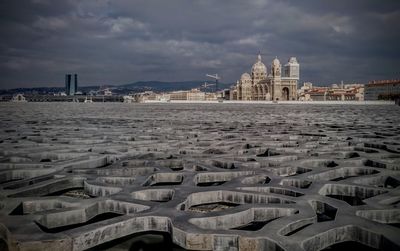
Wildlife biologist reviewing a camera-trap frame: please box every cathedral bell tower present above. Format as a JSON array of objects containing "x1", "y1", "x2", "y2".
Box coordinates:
[{"x1": 271, "y1": 57, "x2": 282, "y2": 100}]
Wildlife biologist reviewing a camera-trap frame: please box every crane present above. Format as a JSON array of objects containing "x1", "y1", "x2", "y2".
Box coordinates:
[
  {"x1": 206, "y1": 74, "x2": 220, "y2": 93},
  {"x1": 200, "y1": 82, "x2": 215, "y2": 91}
]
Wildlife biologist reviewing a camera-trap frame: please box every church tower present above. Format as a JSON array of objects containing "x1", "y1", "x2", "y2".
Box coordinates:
[
  {"x1": 271, "y1": 57, "x2": 282, "y2": 100},
  {"x1": 284, "y1": 57, "x2": 300, "y2": 79}
]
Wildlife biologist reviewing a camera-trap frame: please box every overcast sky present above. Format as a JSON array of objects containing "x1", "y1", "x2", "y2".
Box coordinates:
[{"x1": 0, "y1": 0, "x2": 399, "y2": 88}]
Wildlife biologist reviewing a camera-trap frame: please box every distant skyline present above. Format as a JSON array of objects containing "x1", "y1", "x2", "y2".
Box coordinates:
[{"x1": 1, "y1": 0, "x2": 399, "y2": 89}]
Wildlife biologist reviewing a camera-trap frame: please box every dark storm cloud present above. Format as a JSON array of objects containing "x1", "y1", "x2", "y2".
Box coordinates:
[{"x1": 0, "y1": 0, "x2": 399, "y2": 88}]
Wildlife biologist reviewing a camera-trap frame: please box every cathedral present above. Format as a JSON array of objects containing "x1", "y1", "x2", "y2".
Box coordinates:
[{"x1": 230, "y1": 54, "x2": 300, "y2": 101}]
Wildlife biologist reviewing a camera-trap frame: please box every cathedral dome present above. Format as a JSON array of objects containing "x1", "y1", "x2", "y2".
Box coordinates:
[
  {"x1": 241, "y1": 72, "x2": 251, "y2": 80},
  {"x1": 251, "y1": 54, "x2": 267, "y2": 76}
]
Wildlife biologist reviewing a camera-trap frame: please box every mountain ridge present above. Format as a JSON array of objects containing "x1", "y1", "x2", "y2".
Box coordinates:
[{"x1": 0, "y1": 81, "x2": 233, "y2": 95}]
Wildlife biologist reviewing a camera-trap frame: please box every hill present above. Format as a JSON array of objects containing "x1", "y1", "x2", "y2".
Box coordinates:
[
  {"x1": 0, "y1": 81, "x2": 233, "y2": 95},
  {"x1": 122, "y1": 81, "x2": 232, "y2": 92}
]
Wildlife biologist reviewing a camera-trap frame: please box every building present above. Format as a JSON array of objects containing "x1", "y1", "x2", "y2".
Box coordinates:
[
  {"x1": 297, "y1": 82, "x2": 313, "y2": 100},
  {"x1": 187, "y1": 89, "x2": 206, "y2": 101},
  {"x1": 11, "y1": 94, "x2": 27, "y2": 102},
  {"x1": 298, "y1": 82, "x2": 364, "y2": 101},
  {"x1": 103, "y1": 88, "x2": 112, "y2": 96},
  {"x1": 123, "y1": 95, "x2": 135, "y2": 103},
  {"x1": 364, "y1": 80, "x2": 400, "y2": 100},
  {"x1": 130, "y1": 89, "x2": 212, "y2": 103},
  {"x1": 229, "y1": 88, "x2": 237, "y2": 101},
  {"x1": 222, "y1": 89, "x2": 231, "y2": 100},
  {"x1": 231, "y1": 54, "x2": 300, "y2": 101},
  {"x1": 93, "y1": 87, "x2": 113, "y2": 96},
  {"x1": 65, "y1": 74, "x2": 78, "y2": 95},
  {"x1": 205, "y1": 92, "x2": 217, "y2": 101},
  {"x1": 167, "y1": 89, "x2": 207, "y2": 101},
  {"x1": 307, "y1": 87, "x2": 329, "y2": 101},
  {"x1": 169, "y1": 91, "x2": 188, "y2": 101}
]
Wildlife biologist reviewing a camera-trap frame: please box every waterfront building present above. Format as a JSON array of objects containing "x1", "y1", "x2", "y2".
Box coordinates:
[
  {"x1": 231, "y1": 54, "x2": 300, "y2": 101},
  {"x1": 187, "y1": 89, "x2": 206, "y2": 101},
  {"x1": 205, "y1": 92, "x2": 217, "y2": 101},
  {"x1": 131, "y1": 89, "x2": 209, "y2": 102},
  {"x1": 11, "y1": 94, "x2": 27, "y2": 102},
  {"x1": 298, "y1": 82, "x2": 364, "y2": 101},
  {"x1": 104, "y1": 88, "x2": 112, "y2": 96},
  {"x1": 169, "y1": 91, "x2": 188, "y2": 101},
  {"x1": 364, "y1": 80, "x2": 400, "y2": 100}
]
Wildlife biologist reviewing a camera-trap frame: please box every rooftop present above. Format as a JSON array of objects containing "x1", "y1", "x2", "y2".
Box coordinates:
[{"x1": 367, "y1": 79, "x2": 400, "y2": 87}]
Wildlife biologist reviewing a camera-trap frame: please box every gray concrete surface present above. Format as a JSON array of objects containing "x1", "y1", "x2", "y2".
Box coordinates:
[{"x1": 0, "y1": 103, "x2": 399, "y2": 251}]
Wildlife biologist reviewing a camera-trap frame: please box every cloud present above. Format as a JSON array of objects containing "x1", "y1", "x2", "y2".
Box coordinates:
[
  {"x1": 105, "y1": 17, "x2": 146, "y2": 33},
  {"x1": 0, "y1": 0, "x2": 399, "y2": 88},
  {"x1": 33, "y1": 16, "x2": 69, "y2": 30}
]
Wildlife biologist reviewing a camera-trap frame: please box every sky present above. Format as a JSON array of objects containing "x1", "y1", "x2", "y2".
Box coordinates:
[{"x1": 0, "y1": 0, "x2": 399, "y2": 89}]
